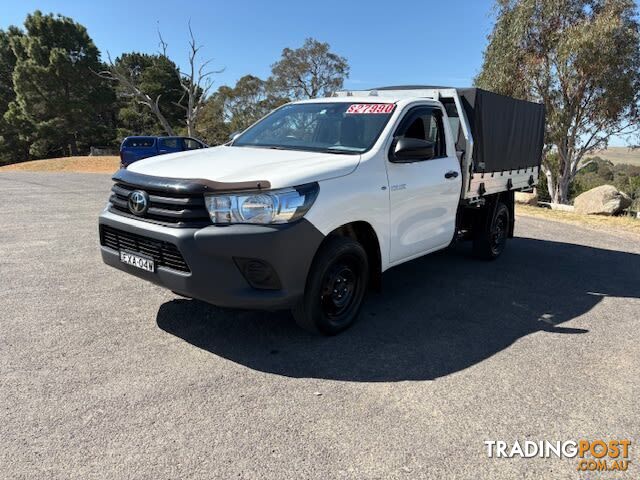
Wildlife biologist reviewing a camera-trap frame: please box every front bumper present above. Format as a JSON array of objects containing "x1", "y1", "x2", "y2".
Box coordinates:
[{"x1": 98, "y1": 209, "x2": 324, "y2": 310}]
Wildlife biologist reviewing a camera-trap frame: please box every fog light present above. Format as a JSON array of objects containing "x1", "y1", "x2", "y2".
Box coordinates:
[{"x1": 234, "y1": 257, "x2": 282, "y2": 290}]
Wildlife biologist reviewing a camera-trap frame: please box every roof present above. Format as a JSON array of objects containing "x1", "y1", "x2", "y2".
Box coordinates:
[
  {"x1": 374, "y1": 85, "x2": 454, "y2": 90},
  {"x1": 292, "y1": 95, "x2": 441, "y2": 105},
  {"x1": 293, "y1": 96, "x2": 397, "y2": 104}
]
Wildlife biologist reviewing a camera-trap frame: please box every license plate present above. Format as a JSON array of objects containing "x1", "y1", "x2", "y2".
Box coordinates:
[{"x1": 120, "y1": 251, "x2": 155, "y2": 272}]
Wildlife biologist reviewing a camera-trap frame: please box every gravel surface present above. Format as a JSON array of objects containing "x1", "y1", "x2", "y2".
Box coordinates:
[{"x1": 1, "y1": 172, "x2": 638, "y2": 479}]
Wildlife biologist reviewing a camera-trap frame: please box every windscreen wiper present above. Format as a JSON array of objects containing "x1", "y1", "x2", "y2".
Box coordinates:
[{"x1": 319, "y1": 147, "x2": 361, "y2": 154}]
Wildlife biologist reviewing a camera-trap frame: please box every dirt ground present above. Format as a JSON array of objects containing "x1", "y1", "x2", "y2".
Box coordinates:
[
  {"x1": 0, "y1": 156, "x2": 120, "y2": 173},
  {"x1": 516, "y1": 204, "x2": 640, "y2": 236}
]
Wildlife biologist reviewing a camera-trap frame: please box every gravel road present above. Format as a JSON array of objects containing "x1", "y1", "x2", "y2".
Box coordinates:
[{"x1": 1, "y1": 172, "x2": 638, "y2": 479}]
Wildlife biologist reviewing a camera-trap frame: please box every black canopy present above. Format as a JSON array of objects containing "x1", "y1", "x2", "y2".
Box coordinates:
[{"x1": 457, "y1": 88, "x2": 545, "y2": 173}]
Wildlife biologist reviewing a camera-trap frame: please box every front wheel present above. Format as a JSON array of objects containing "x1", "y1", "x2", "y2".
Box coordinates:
[
  {"x1": 473, "y1": 202, "x2": 509, "y2": 260},
  {"x1": 292, "y1": 236, "x2": 369, "y2": 335}
]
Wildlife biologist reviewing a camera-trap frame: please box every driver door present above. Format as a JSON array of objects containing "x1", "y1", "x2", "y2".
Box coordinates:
[{"x1": 386, "y1": 106, "x2": 462, "y2": 263}]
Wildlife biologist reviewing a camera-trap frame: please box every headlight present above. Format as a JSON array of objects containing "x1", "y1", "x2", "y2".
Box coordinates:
[{"x1": 204, "y1": 183, "x2": 319, "y2": 225}]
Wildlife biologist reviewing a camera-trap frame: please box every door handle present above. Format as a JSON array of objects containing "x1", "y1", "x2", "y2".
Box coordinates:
[{"x1": 445, "y1": 170, "x2": 459, "y2": 179}]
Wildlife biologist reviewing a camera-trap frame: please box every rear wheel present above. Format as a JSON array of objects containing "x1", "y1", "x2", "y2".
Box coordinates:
[
  {"x1": 473, "y1": 202, "x2": 509, "y2": 260},
  {"x1": 292, "y1": 236, "x2": 369, "y2": 335}
]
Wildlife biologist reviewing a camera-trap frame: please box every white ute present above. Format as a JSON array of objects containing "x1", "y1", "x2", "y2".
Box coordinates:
[{"x1": 99, "y1": 86, "x2": 545, "y2": 335}]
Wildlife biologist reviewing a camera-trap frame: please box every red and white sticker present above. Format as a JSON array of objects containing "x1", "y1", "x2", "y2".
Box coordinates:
[{"x1": 345, "y1": 103, "x2": 395, "y2": 114}]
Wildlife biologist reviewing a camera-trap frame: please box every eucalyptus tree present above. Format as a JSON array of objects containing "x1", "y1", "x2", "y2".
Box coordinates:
[{"x1": 476, "y1": 0, "x2": 640, "y2": 204}]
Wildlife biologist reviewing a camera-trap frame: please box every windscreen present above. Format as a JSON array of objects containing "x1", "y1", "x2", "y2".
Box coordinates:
[{"x1": 232, "y1": 102, "x2": 395, "y2": 154}]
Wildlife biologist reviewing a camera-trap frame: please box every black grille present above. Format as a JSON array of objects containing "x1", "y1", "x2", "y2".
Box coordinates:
[
  {"x1": 109, "y1": 182, "x2": 211, "y2": 228},
  {"x1": 100, "y1": 225, "x2": 190, "y2": 273}
]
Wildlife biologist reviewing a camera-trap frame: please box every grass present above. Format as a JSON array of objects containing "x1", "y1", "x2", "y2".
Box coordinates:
[
  {"x1": 0, "y1": 156, "x2": 120, "y2": 173},
  {"x1": 516, "y1": 204, "x2": 640, "y2": 236},
  {"x1": 588, "y1": 146, "x2": 640, "y2": 166}
]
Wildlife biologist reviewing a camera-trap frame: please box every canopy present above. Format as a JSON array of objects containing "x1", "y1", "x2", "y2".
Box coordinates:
[{"x1": 457, "y1": 88, "x2": 545, "y2": 173}]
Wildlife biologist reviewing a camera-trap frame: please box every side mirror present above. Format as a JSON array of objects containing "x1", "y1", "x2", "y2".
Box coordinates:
[{"x1": 391, "y1": 137, "x2": 436, "y2": 162}]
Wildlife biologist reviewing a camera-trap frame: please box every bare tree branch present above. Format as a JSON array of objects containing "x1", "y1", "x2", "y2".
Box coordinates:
[
  {"x1": 96, "y1": 52, "x2": 175, "y2": 135},
  {"x1": 169, "y1": 20, "x2": 224, "y2": 136},
  {"x1": 157, "y1": 23, "x2": 168, "y2": 58},
  {"x1": 95, "y1": 23, "x2": 223, "y2": 139}
]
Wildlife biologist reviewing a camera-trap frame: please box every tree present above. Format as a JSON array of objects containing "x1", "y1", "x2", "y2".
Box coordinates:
[
  {"x1": 0, "y1": 27, "x2": 29, "y2": 164},
  {"x1": 194, "y1": 93, "x2": 229, "y2": 145},
  {"x1": 107, "y1": 52, "x2": 184, "y2": 137},
  {"x1": 219, "y1": 75, "x2": 287, "y2": 132},
  {"x1": 168, "y1": 24, "x2": 222, "y2": 137},
  {"x1": 571, "y1": 155, "x2": 640, "y2": 206},
  {"x1": 268, "y1": 38, "x2": 349, "y2": 99},
  {"x1": 102, "y1": 23, "x2": 221, "y2": 137},
  {"x1": 196, "y1": 75, "x2": 287, "y2": 146},
  {"x1": 100, "y1": 52, "x2": 181, "y2": 136},
  {"x1": 0, "y1": 28, "x2": 19, "y2": 114},
  {"x1": 476, "y1": 0, "x2": 640, "y2": 204},
  {"x1": 6, "y1": 11, "x2": 117, "y2": 158}
]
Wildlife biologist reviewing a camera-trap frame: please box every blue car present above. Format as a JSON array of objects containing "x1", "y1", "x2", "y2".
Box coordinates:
[{"x1": 120, "y1": 136, "x2": 207, "y2": 167}]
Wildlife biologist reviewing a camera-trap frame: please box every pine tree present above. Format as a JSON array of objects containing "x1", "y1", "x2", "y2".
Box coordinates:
[{"x1": 7, "y1": 11, "x2": 117, "y2": 159}]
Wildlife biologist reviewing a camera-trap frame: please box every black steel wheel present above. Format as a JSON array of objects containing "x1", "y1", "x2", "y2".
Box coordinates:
[
  {"x1": 292, "y1": 236, "x2": 369, "y2": 335},
  {"x1": 490, "y1": 206, "x2": 508, "y2": 256},
  {"x1": 473, "y1": 202, "x2": 510, "y2": 260}
]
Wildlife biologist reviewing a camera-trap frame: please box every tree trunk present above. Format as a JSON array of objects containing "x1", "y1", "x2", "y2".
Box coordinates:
[
  {"x1": 159, "y1": 118, "x2": 175, "y2": 136},
  {"x1": 557, "y1": 179, "x2": 570, "y2": 205},
  {"x1": 543, "y1": 165, "x2": 558, "y2": 203},
  {"x1": 152, "y1": 104, "x2": 175, "y2": 136},
  {"x1": 557, "y1": 155, "x2": 573, "y2": 205},
  {"x1": 68, "y1": 134, "x2": 79, "y2": 157},
  {"x1": 545, "y1": 145, "x2": 575, "y2": 205},
  {"x1": 547, "y1": 175, "x2": 571, "y2": 204},
  {"x1": 186, "y1": 107, "x2": 194, "y2": 137}
]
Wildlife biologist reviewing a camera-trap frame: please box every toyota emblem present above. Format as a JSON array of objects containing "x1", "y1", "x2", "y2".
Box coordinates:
[{"x1": 128, "y1": 190, "x2": 149, "y2": 215}]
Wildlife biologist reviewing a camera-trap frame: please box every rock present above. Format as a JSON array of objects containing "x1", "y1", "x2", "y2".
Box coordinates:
[
  {"x1": 515, "y1": 191, "x2": 538, "y2": 205},
  {"x1": 574, "y1": 185, "x2": 632, "y2": 216}
]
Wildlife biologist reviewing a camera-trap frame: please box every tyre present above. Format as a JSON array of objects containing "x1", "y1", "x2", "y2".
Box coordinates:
[
  {"x1": 292, "y1": 236, "x2": 369, "y2": 335},
  {"x1": 473, "y1": 202, "x2": 509, "y2": 260}
]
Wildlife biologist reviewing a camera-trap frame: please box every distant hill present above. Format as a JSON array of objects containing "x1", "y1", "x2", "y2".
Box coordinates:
[{"x1": 586, "y1": 147, "x2": 640, "y2": 166}]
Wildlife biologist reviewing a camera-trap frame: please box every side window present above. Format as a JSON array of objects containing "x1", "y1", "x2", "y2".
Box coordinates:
[
  {"x1": 159, "y1": 138, "x2": 180, "y2": 150},
  {"x1": 123, "y1": 138, "x2": 155, "y2": 148},
  {"x1": 183, "y1": 138, "x2": 202, "y2": 150},
  {"x1": 396, "y1": 107, "x2": 446, "y2": 158}
]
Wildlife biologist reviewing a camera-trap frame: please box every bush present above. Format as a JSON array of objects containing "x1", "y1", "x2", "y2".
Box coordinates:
[
  {"x1": 536, "y1": 156, "x2": 640, "y2": 213},
  {"x1": 537, "y1": 174, "x2": 551, "y2": 203},
  {"x1": 572, "y1": 156, "x2": 640, "y2": 214}
]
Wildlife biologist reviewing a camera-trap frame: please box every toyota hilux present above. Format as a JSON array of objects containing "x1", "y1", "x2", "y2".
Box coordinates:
[{"x1": 99, "y1": 86, "x2": 545, "y2": 335}]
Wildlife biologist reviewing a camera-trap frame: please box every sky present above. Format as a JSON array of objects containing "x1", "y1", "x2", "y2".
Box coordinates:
[
  {"x1": 1, "y1": 0, "x2": 636, "y2": 146},
  {"x1": 1, "y1": 0, "x2": 495, "y2": 88}
]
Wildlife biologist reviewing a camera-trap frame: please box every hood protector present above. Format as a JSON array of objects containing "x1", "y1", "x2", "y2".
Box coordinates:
[{"x1": 112, "y1": 169, "x2": 271, "y2": 194}]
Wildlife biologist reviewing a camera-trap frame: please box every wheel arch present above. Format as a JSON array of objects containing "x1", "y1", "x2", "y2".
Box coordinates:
[
  {"x1": 321, "y1": 221, "x2": 383, "y2": 291},
  {"x1": 458, "y1": 190, "x2": 515, "y2": 240}
]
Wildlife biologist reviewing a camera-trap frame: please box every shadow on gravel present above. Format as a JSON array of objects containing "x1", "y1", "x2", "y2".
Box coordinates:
[{"x1": 156, "y1": 238, "x2": 640, "y2": 381}]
